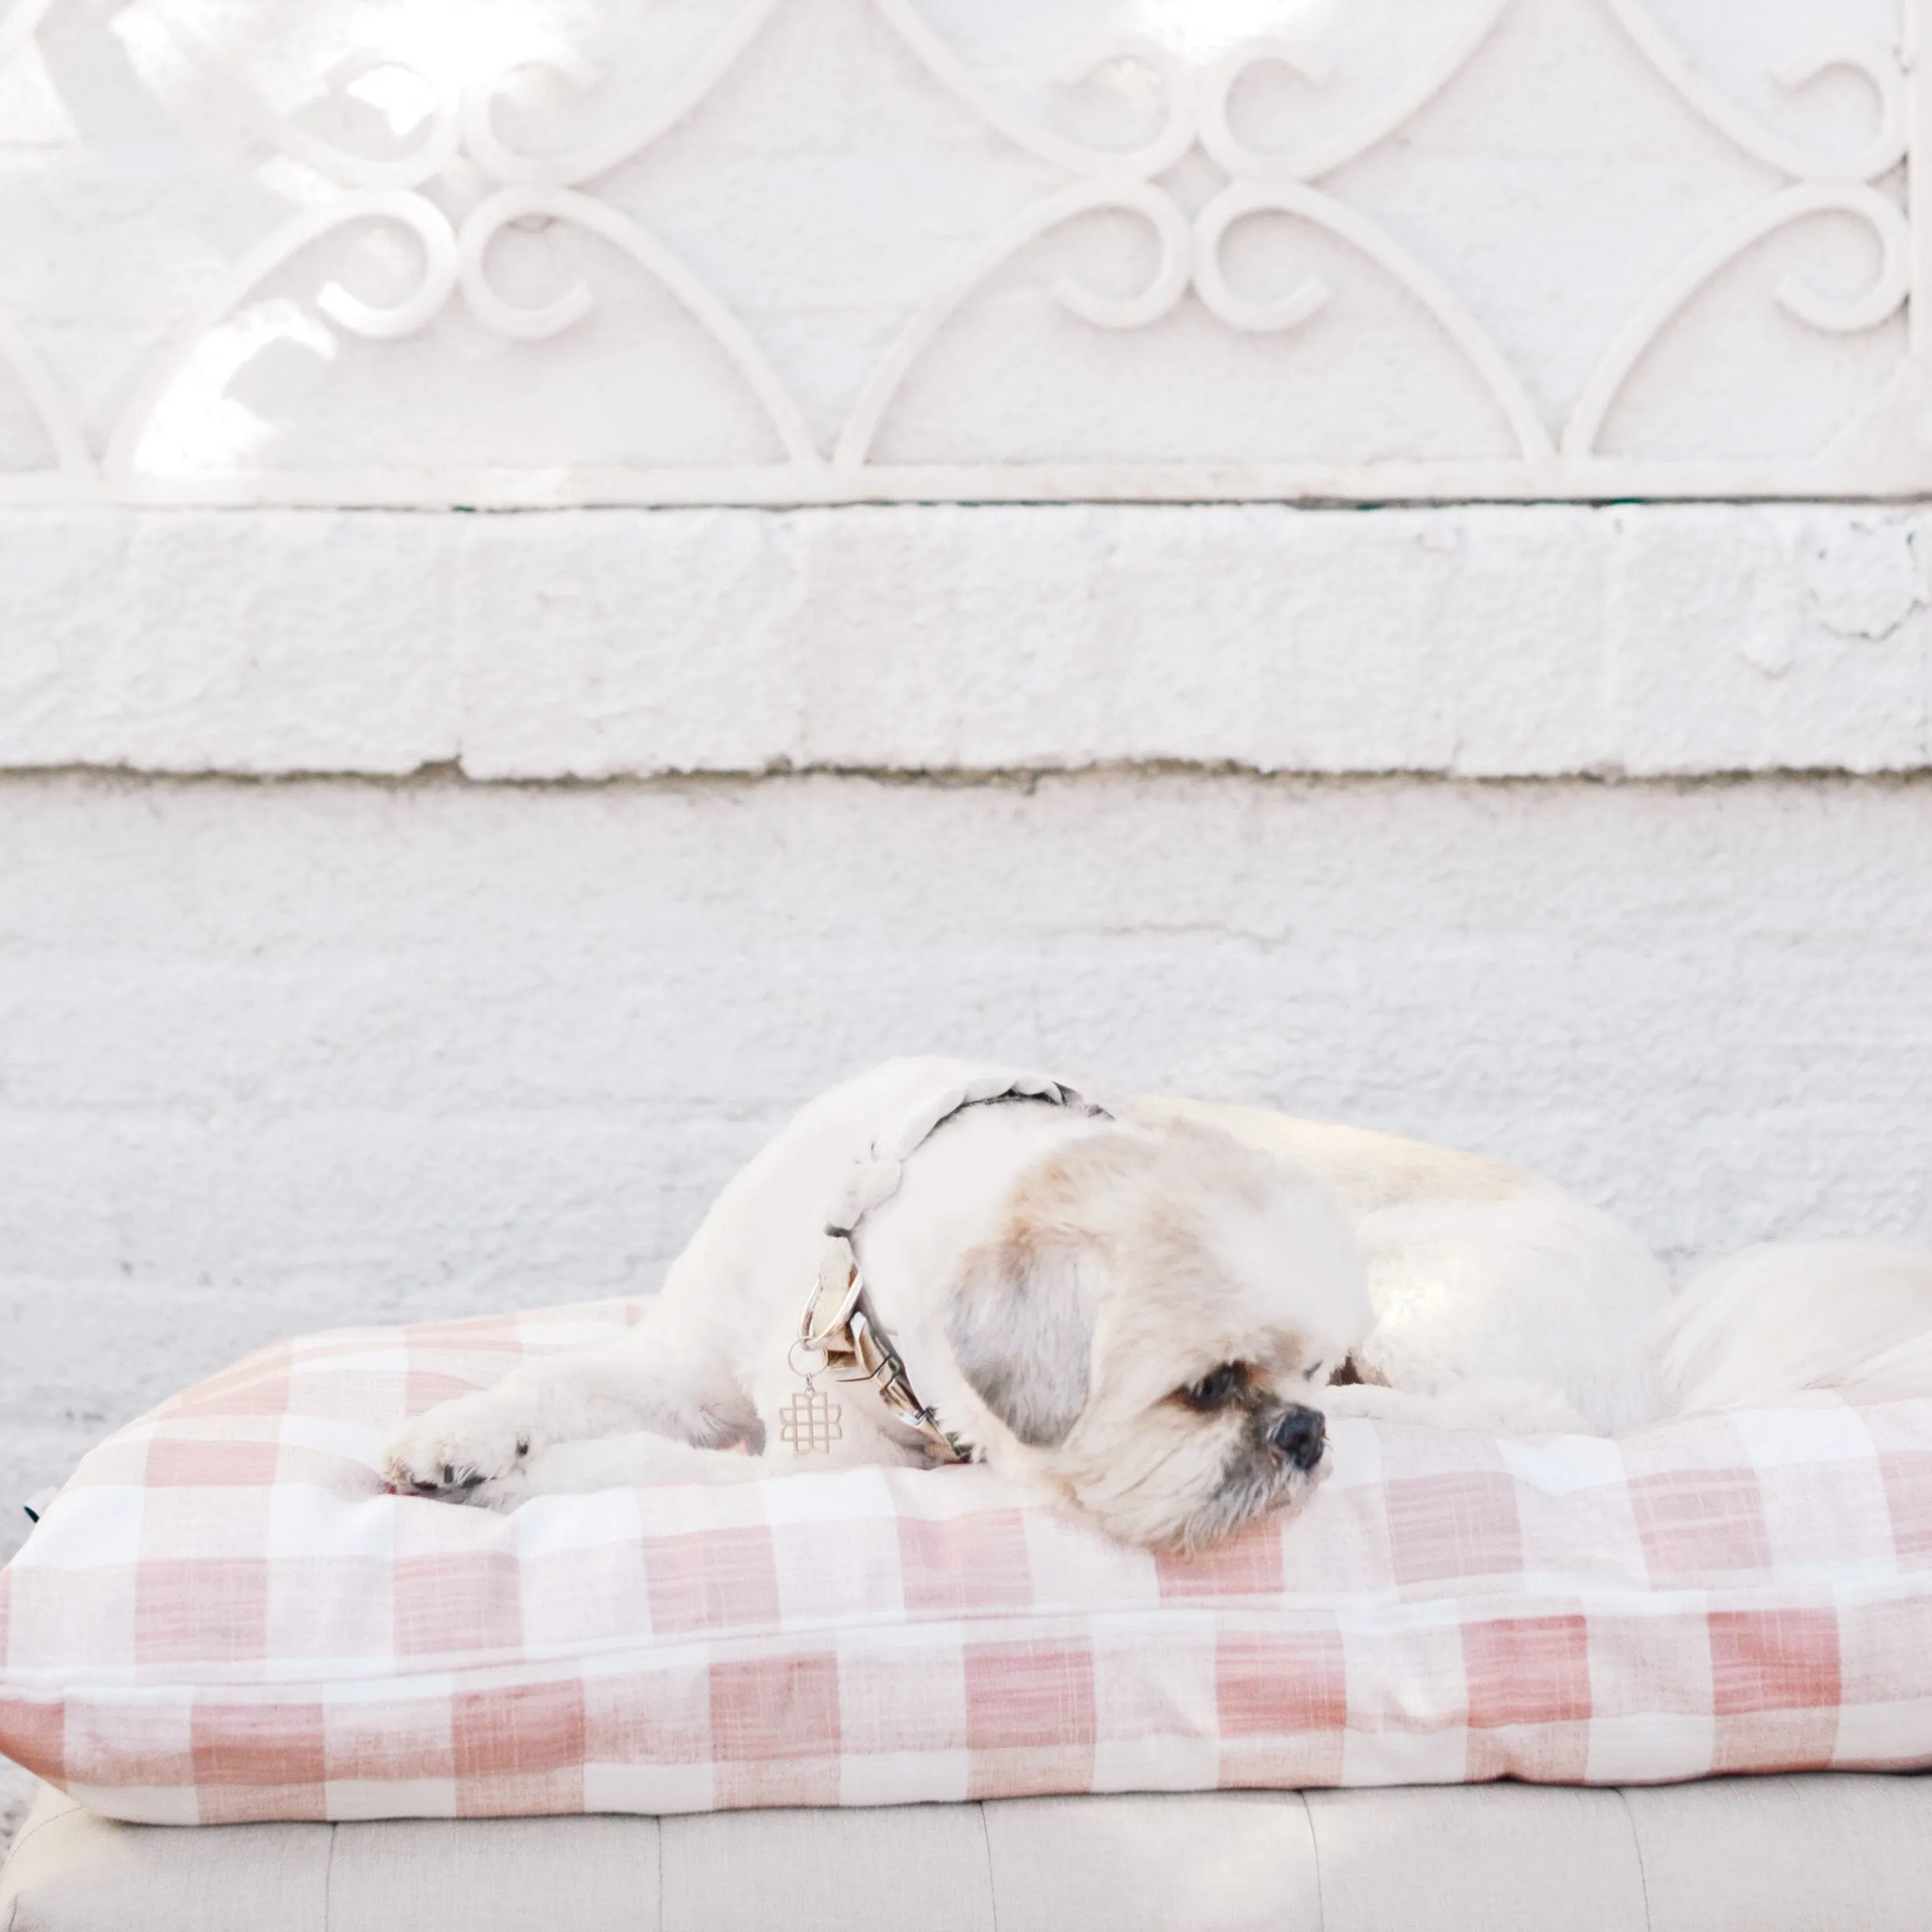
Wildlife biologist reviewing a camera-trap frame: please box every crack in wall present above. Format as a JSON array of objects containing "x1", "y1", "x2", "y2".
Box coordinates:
[{"x1": 1, "y1": 759, "x2": 1930, "y2": 793}]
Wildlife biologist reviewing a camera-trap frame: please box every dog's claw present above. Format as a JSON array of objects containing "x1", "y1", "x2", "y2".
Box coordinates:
[
  {"x1": 380, "y1": 1398, "x2": 530, "y2": 1506},
  {"x1": 403, "y1": 1470, "x2": 483, "y2": 1501}
]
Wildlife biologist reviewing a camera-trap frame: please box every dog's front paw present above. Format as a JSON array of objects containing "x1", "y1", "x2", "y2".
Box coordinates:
[
  {"x1": 381, "y1": 1396, "x2": 533, "y2": 1503},
  {"x1": 466, "y1": 1466, "x2": 532, "y2": 1513}
]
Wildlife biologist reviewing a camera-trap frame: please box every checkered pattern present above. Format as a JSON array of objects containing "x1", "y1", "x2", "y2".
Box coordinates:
[{"x1": 3, "y1": 1299, "x2": 1930, "y2": 1824}]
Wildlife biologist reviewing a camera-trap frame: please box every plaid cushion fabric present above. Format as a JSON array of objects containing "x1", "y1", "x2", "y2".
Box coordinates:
[{"x1": 2, "y1": 1299, "x2": 1929, "y2": 1823}]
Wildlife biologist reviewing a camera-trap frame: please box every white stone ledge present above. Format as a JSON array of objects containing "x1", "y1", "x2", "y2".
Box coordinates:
[{"x1": 2, "y1": 505, "x2": 1927, "y2": 781}]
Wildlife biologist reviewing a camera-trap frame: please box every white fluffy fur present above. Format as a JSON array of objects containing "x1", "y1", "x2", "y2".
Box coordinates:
[
  {"x1": 1657, "y1": 1241, "x2": 1932, "y2": 1413},
  {"x1": 382, "y1": 1058, "x2": 1932, "y2": 1550}
]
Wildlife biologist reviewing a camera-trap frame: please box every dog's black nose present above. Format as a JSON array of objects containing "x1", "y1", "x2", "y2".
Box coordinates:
[{"x1": 1270, "y1": 1404, "x2": 1325, "y2": 1471}]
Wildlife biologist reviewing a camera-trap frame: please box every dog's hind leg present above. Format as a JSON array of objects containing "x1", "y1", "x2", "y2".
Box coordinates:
[{"x1": 1655, "y1": 1241, "x2": 1932, "y2": 1414}]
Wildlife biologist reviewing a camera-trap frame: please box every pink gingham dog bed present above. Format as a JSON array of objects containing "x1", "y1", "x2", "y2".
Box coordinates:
[{"x1": 3, "y1": 1299, "x2": 1930, "y2": 1824}]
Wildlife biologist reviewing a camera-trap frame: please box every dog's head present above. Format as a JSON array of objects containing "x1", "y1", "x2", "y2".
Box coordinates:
[{"x1": 941, "y1": 1121, "x2": 1369, "y2": 1552}]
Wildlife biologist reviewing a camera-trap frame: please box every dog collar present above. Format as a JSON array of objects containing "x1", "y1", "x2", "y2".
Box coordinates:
[
  {"x1": 792, "y1": 1237, "x2": 975, "y2": 1462},
  {"x1": 785, "y1": 1070, "x2": 1110, "y2": 1464}
]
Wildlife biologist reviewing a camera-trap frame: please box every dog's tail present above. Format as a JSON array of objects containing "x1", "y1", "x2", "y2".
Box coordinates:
[{"x1": 1655, "y1": 1241, "x2": 1932, "y2": 1416}]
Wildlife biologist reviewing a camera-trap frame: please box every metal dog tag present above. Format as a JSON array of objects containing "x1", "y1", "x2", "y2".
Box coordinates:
[{"x1": 778, "y1": 1376, "x2": 841, "y2": 1455}]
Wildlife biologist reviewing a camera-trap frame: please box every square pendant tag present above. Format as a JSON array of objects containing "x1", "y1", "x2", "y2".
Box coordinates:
[{"x1": 779, "y1": 1383, "x2": 842, "y2": 1455}]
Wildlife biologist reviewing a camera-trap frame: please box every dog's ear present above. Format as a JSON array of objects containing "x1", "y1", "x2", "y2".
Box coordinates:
[{"x1": 944, "y1": 1230, "x2": 1095, "y2": 1448}]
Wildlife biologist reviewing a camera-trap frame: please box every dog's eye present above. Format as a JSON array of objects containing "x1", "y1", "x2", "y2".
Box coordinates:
[
  {"x1": 1303, "y1": 1361, "x2": 1324, "y2": 1383},
  {"x1": 1178, "y1": 1363, "x2": 1248, "y2": 1410}
]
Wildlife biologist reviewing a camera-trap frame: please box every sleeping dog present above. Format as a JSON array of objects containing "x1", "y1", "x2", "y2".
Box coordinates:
[{"x1": 383, "y1": 1057, "x2": 1932, "y2": 1550}]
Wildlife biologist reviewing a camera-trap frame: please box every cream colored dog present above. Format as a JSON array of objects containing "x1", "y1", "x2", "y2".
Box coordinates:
[{"x1": 382, "y1": 1057, "x2": 1932, "y2": 1551}]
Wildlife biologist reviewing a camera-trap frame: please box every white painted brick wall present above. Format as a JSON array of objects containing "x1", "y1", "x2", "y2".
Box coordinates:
[{"x1": 4, "y1": 762, "x2": 1929, "y2": 1568}]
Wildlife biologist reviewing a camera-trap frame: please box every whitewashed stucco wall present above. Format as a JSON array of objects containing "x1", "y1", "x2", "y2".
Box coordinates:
[{"x1": 2, "y1": 0, "x2": 1931, "y2": 1623}]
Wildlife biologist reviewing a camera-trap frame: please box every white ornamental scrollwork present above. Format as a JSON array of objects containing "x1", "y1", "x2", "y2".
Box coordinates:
[
  {"x1": 868, "y1": 6, "x2": 1198, "y2": 181},
  {"x1": 264, "y1": 47, "x2": 462, "y2": 191},
  {"x1": 1557, "y1": 1, "x2": 1912, "y2": 459},
  {"x1": 859, "y1": 0, "x2": 1911, "y2": 478},
  {"x1": 6, "y1": 0, "x2": 1926, "y2": 501},
  {"x1": 461, "y1": 1, "x2": 784, "y2": 188},
  {"x1": 844, "y1": 0, "x2": 1551, "y2": 466},
  {"x1": 0, "y1": 0, "x2": 91, "y2": 491},
  {"x1": 457, "y1": 185, "x2": 821, "y2": 466},
  {"x1": 1193, "y1": 183, "x2": 1554, "y2": 460},
  {"x1": 104, "y1": 192, "x2": 461, "y2": 485},
  {"x1": 1601, "y1": 1, "x2": 1906, "y2": 185},
  {"x1": 837, "y1": 179, "x2": 1196, "y2": 470},
  {"x1": 106, "y1": 5, "x2": 813, "y2": 486},
  {"x1": 1564, "y1": 182, "x2": 1911, "y2": 459},
  {"x1": 1197, "y1": 1, "x2": 1511, "y2": 183},
  {"x1": 0, "y1": 313, "x2": 89, "y2": 486}
]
